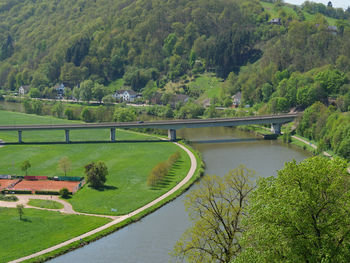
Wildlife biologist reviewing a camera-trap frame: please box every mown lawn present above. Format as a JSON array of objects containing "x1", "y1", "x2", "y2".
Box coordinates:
[
  {"x1": 188, "y1": 74, "x2": 223, "y2": 100},
  {"x1": 28, "y1": 199, "x2": 64, "y2": 209},
  {"x1": 0, "y1": 110, "x2": 191, "y2": 215},
  {"x1": 0, "y1": 208, "x2": 110, "y2": 263}
]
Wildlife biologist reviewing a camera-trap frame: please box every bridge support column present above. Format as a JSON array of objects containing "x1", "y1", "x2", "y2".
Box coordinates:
[
  {"x1": 65, "y1": 130, "x2": 70, "y2": 143},
  {"x1": 271, "y1": 123, "x2": 282, "y2": 135},
  {"x1": 18, "y1": 130, "x2": 22, "y2": 143},
  {"x1": 110, "y1": 128, "x2": 116, "y2": 142},
  {"x1": 168, "y1": 129, "x2": 176, "y2": 141}
]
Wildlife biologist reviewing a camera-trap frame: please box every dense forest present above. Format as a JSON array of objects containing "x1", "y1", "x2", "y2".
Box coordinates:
[{"x1": 0, "y1": 0, "x2": 264, "y2": 90}]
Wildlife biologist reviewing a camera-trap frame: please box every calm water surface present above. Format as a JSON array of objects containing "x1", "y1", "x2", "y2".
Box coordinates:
[{"x1": 49, "y1": 127, "x2": 310, "y2": 263}]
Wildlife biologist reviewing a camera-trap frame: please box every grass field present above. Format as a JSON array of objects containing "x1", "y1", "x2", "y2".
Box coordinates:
[
  {"x1": 188, "y1": 74, "x2": 223, "y2": 100},
  {"x1": 0, "y1": 110, "x2": 191, "y2": 215},
  {"x1": 0, "y1": 207, "x2": 110, "y2": 263},
  {"x1": 28, "y1": 199, "x2": 64, "y2": 209}
]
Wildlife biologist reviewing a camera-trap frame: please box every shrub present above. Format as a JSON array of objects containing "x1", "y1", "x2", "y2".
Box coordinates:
[
  {"x1": 59, "y1": 188, "x2": 70, "y2": 198},
  {"x1": 0, "y1": 195, "x2": 18, "y2": 201}
]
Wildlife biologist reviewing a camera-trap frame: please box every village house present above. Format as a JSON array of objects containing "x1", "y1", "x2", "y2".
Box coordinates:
[
  {"x1": 268, "y1": 18, "x2": 282, "y2": 25},
  {"x1": 113, "y1": 90, "x2": 140, "y2": 102},
  {"x1": 231, "y1": 92, "x2": 242, "y2": 108},
  {"x1": 18, "y1": 85, "x2": 30, "y2": 96}
]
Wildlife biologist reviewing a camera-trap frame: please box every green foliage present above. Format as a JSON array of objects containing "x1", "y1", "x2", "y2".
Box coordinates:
[
  {"x1": 84, "y1": 161, "x2": 108, "y2": 189},
  {"x1": 21, "y1": 160, "x2": 31, "y2": 176},
  {"x1": 80, "y1": 107, "x2": 94, "y2": 123},
  {"x1": 147, "y1": 151, "x2": 181, "y2": 187},
  {"x1": 0, "y1": 0, "x2": 264, "y2": 90},
  {"x1": 64, "y1": 108, "x2": 74, "y2": 120},
  {"x1": 175, "y1": 102, "x2": 204, "y2": 119},
  {"x1": 172, "y1": 165, "x2": 255, "y2": 263},
  {"x1": 238, "y1": 157, "x2": 350, "y2": 263},
  {"x1": 113, "y1": 106, "x2": 136, "y2": 122},
  {"x1": 59, "y1": 188, "x2": 70, "y2": 199},
  {"x1": 52, "y1": 102, "x2": 64, "y2": 118},
  {"x1": 16, "y1": 204, "x2": 24, "y2": 220}
]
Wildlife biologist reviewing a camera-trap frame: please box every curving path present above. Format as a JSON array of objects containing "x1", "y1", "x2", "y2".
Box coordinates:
[
  {"x1": 7, "y1": 141, "x2": 197, "y2": 263},
  {"x1": 0, "y1": 195, "x2": 119, "y2": 220}
]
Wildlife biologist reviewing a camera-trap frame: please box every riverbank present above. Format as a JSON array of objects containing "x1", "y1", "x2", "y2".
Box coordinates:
[{"x1": 243, "y1": 124, "x2": 350, "y2": 173}]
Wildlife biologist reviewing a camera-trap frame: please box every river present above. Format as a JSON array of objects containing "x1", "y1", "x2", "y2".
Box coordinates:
[{"x1": 49, "y1": 126, "x2": 310, "y2": 263}]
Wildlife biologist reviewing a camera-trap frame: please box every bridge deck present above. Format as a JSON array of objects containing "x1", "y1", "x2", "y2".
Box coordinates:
[{"x1": 0, "y1": 114, "x2": 299, "y2": 131}]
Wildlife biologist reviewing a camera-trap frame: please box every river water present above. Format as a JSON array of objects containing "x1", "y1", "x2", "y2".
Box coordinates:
[{"x1": 49, "y1": 126, "x2": 310, "y2": 263}]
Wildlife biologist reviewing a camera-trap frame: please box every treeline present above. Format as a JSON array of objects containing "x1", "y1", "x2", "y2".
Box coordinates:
[
  {"x1": 147, "y1": 152, "x2": 180, "y2": 187},
  {"x1": 302, "y1": 1, "x2": 350, "y2": 20},
  {"x1": 297, "y1": 102, "x2": 350, "y2": 160},
  {"x1": 0, "y1": 0, "x2": 264, "y2": 91}
]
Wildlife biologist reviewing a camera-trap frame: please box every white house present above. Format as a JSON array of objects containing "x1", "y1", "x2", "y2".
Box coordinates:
[
  {"x1": 232, "y1": 92, "x2": 242, "y2": 108},
  {"x1": 18, "y1": 85, "x2": 30, "y2": 96},
  {"x1": 113, "y1": 90, "x2": 140, "y2": 102}
]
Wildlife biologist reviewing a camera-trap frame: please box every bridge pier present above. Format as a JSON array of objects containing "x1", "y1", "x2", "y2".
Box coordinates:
[
  {"x1": 110, "y1": 128, "x2": 116, "y2": 142},
  {"x1": 271, "y1": 123, "x2": 282, "y2": 135},
  {"x1": 18, "y1": 130, "x2": 22, "y2": 143},
  {"x1": 168, "y1": 129, "x2": 176, "y2": 141},
  {"x1": 65, "y1": 130, "x2": 70, "y2": 143}
]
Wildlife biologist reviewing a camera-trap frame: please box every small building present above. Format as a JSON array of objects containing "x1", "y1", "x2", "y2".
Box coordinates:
[
  {"x1": 18, "y1": 85, "x2": 30, "y2": 96},
  {"x1": 268, "y1": 18, "x2": 281, "y2": 25},
  {"x1": 231, "y1": 92, "x2": 242, "y2": 108},
  {"x1": 54, "y1": 84, "x2": 65, "y2": 95},
  {"x1": 113, "y1": 90, "x2": 140, "y2": 102}
]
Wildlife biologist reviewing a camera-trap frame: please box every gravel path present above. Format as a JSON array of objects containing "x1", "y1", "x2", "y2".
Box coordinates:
[
  {"x1": 7, "y1": 141, "x2": 197, "y2": 263},
  {"x1": 0, "y1": 195, "x2": 119, "y2": 219}
]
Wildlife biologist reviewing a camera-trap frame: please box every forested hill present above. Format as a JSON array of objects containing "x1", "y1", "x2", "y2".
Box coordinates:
[{"x1": 0, "y1": 0, "x2": 264, "y2": 90}]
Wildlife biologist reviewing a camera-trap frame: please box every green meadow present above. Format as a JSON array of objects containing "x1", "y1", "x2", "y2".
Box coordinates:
[
  {"x1": 28, "y1": 199, "x2": 64, "y2": 209},
  {"x1": 0, "y1": 208, "x2": 110, "y2": 263},
  {"x1": 0, "y1": 110, "x2": 191, "y2": 215}
]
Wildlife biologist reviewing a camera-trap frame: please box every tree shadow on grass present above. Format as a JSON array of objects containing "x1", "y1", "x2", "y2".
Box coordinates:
[
  {"x1": 21, "y1": 217, "x2": 32, "y2": 223},
  {"x1": 89, "y1": 185, "x2": 118, "y2": 192}
]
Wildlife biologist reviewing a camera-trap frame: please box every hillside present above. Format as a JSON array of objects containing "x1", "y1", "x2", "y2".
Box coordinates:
[{"x1": 0, "y1": 0, "x2": 264, "y2": 91}]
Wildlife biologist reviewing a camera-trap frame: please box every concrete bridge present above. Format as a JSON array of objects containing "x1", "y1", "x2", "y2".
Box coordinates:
[{"x1": 0, "y1": 114, "x2": 298, "y2": 143}]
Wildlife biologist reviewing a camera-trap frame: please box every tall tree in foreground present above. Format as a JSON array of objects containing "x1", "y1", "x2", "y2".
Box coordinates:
[
  {"x1": 172, "y1": 165, "x2": 255, "y2": 263},
  {"x1": 236, "y1": 157, "x2": 350, "y2": 263}
]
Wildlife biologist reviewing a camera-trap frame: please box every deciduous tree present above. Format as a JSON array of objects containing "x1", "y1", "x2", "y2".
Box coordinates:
[
  {"x1": 58, "y1": 157, "x2": 71, "y2": 176},
  {"x1": 172, "y1": 165, "x2": 255, "y2": 263},
  {"x1": 237, "y1": 157, "x2": 350, "y2": 263},
  {"x1": 21, "y1": 160, "x2": 31, "y2": 176},
  {"x1": 85, "y1": 161, "x2": 108, "y2": 189}
]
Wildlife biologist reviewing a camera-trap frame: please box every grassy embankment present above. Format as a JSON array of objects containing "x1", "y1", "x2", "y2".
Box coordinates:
[
  {"x1": 188, "y1": 74, "x2": 223, "y2": 101},
  {"x1": 0, "y1": 208, "x2": 110, "y2": 263},
  {"x1": 0, "y1": 110, "x2": 191, "y2": 215},
  {"x1": 28, "y1": 199, "x2": 64, "y2": 209}
]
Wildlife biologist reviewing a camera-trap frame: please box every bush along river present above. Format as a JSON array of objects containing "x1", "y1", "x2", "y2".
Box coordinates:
[{"x1": 49, "y1": 126, "x2": 310, "y2": 263}]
